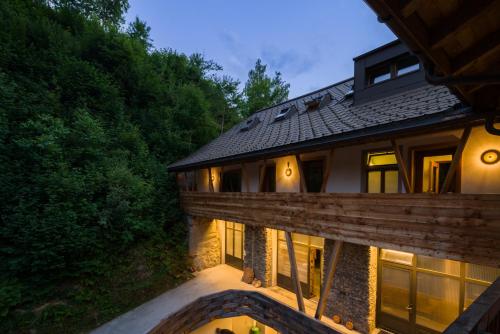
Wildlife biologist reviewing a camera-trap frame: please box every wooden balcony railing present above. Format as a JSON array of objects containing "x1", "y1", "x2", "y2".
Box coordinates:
[
  {"x1": 149, "y1": 289, "x2": 340, "y2": 334},
  {"x1": 180, "y1": 191, "x2": 500, "y2": 267},
  {"x1": 444, "y1": 278, "x2": 500, "y2": 334}
]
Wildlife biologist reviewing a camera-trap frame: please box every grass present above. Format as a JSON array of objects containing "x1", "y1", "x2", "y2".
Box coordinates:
[{"x1": 2, "y1": 237, "x2": 192, "y2": 334}]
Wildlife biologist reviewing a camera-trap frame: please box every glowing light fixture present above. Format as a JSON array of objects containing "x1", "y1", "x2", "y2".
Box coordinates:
[
  {"x1": 285, "y1": 162, "x2": 292, "y2": 177},
  {"x1": 481, "y1": 149, "x2": 499, "y2": 165}
]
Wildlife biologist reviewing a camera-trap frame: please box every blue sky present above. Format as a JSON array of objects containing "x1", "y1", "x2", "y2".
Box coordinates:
[{"x1": 125, "y1": 0, "x2": 396, "y2": 98}]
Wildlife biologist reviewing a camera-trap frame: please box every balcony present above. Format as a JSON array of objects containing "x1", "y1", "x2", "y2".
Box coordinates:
[{"x1": 180, "y1": 191, "x2": 500, "y2": 267}]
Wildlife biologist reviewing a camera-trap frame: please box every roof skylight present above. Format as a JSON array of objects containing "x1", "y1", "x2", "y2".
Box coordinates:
[
  {"x1": 274, "y1": 105, "x2": 297, "y2": 121},
  {"x1": 240, "y1": 115, "x2": 261, "y2": 132}
]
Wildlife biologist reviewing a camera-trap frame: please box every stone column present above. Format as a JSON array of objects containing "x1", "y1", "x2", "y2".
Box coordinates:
[
  {"x1": 188, "y1": 216, "x2": 221, "y2": 271},
  {"x1": 323, "y1": 241, "x2": 377, "y2": 334},
  {"x1": 244, "y1": 225, "x2": 273, "y2": 287}
]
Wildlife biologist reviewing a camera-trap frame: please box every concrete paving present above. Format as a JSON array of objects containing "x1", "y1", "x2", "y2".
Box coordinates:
[{"x1": 91, "y1": 264, "x2": 358, "y2": 334}]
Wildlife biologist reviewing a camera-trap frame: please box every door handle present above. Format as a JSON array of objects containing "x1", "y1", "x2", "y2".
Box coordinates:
[{"x1": 406, "y1": 304, "x2": 414, "y2": 311}]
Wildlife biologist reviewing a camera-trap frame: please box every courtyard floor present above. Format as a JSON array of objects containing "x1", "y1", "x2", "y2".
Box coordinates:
[{"x1": 91, "y1": 264, "x2": 359, "y2": 334}]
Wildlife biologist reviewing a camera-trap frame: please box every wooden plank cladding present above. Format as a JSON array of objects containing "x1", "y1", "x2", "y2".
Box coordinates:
[
  {"x1": 149, "y1": 289, "x2": 341, "y2": 334},
  {"x1": 180, "y1": 191, "x2": 500, "y2": 268}
]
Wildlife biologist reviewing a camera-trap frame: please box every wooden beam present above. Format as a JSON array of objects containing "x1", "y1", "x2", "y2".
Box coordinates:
[
  {"x1": 259, "y1": 159, "x2": 267, "y2": 192},
  {"x1": 440, "y1": 126, "x2": 471, "y2": 194},
  {"x1": 430, "y1": 0, "x2": 496, "y2": 49},
  {"x1": 295, "y1": 154, "x2": 308, "y2": 193},
  {"x1": 391, "y1": 139, "x2": 413, "y2": 193},
  {"x1": 180, "y1": 191, "x2": 500, "y2": 267},
  {"x1": 452, "y1": 31, "x2": 500, "y2": 76},
  {"x1": 183, "y1": 172, "x2": 189, "y2": 191},
  {"x1": 315, "y1": 240, "x2": 343, "y2": 319},
  {"x1": 208, "y1": 168, "x2": 214, "y2": 192},
  {"x1": 241, "y1": 163, "x2": 250, "y2": 192},
  {"x1": 401, "y1": 0, "x2": 422, "y2": 17},
  {"x1": 320, "y1": 149, "x2": 334, "y2": 193},
  {"x1": 285, "y1": 231, "x2": 305, "y2": 312},
  {"x1": 219, "y1": 166, "x2": 225, "y2": 192}
]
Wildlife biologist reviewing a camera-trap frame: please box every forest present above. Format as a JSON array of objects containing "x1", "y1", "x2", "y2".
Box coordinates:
[{"x1": 0, "y1": 0, "x2": 289, "y2": 332}]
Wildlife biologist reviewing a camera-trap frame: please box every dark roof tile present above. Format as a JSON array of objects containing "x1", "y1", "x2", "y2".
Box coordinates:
[{"x1": 169, "y1": 79, "x2": 464, "y2": 170}]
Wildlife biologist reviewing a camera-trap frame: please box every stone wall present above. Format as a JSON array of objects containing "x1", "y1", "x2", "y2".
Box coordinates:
[
  {"x1": 244, "y1": 226, "x2": 272, "y2": 287},
  {"x1": 323, "y1": 241, "x2": 377, "y2": 334},
  {"x1": 188, "y1": 216, "x2": 221, "y2": 271}
]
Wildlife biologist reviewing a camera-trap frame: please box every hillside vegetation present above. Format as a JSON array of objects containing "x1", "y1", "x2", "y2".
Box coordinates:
[
  {"x1": 0, "y1": 1, "x2": 291, "y2": 332},
  {"x1": 0, "y1": 0, "x2": 244, "y2": 332}
]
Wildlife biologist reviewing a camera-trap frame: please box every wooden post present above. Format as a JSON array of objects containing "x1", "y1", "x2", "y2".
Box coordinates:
[
  {"x1": 259, "y1": 159, "x2": 267, "y2": 192},
  {"x1": 315, "y1": 240, "x2": 343, "y2": 319},
  {"x1": 295, "y1": 154, "x2": 308, "y2": 193},
  {"x1": 219, "y1": 166, "x2": 224, "y2": 192},
  {"x1": 208, "y1": 168, "x2": 214, "y2": 192},
  {"x1": 391, "y1": 139, "x2": 413, "y2": 193},
  {"x1": 441, "y1": 126, "x2": 471, "y2": 194},
  {"x1": 183, "y1": 171, "x2": 189, "y2": 191},
  {"x1": 241, "y1": 163, "x2": 250, "y2": 192},
  {"x1": 285, "y1": 231, "x2": 305, "y2": 312},
  {"x1": 321, "y1": 149, "x2": 334, "y2": 193}
]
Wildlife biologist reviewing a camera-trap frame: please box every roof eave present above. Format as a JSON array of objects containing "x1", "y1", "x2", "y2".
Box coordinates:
[{"x1": 168, "y1": 106, "x2": 479, "y2": 172}]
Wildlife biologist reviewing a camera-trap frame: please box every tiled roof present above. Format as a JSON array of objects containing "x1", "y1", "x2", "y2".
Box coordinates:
[{"x1": 169, "y1": 78, "x2": 467, "y2": 171}]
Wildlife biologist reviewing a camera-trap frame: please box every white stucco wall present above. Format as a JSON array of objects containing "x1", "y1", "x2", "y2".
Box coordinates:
[
  {"x1": 191, "y1": 125, "x2": 499, "y2": 195},
  {"x1": 461, "y1": 125, "x2": 500, "y2": 194}
]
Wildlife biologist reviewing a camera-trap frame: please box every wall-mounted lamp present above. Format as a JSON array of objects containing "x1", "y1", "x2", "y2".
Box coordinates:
[
  {"x1": 481, "y1": 149, "x2": 499, "y2": 165},
  {"x1": 210, "y1": 174, "x2": 215, "y2": 182},
  {"x1": 285, "y1": 162, "x2": 292, "y2": 177}
]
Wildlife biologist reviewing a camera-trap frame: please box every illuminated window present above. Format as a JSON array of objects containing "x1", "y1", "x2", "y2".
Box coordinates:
[
  {"x1": 379, "y1": 249, "x2": 500, "y2": 332},
  {"x1": 366, "y1": 151, "x2": 399, "y2": 193}
]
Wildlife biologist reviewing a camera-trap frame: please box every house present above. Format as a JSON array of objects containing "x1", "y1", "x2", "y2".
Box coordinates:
[{"x1": 167, "y1": 39, "x2": 500, "y2": 334}]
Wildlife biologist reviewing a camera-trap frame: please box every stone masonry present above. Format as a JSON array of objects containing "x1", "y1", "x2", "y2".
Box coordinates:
[
  {"x1": 323, "y1": 241, "x2": 377, "y2": 334},
  {"x1": 188, "y1": 216, "x2": 221, "y2": 271},
  {"x1": 243, "y1": 226, "x2": 272, "y2": 287}
]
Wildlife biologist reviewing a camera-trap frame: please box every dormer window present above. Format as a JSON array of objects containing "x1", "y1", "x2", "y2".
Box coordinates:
[
  {"x1": 366, "y1": 54, "x2": 420, "y2": 87},
  {"x1": 369, "y1": 65, "x2": 391, "y2": 85},
  {"x1": 396, "y1": 57, "x2": 420, "y2": 76}
]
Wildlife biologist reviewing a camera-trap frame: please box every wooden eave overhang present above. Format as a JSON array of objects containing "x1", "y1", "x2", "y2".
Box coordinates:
[{"x1": 363, "y1": 0, "x2": 500, "y2": 120}]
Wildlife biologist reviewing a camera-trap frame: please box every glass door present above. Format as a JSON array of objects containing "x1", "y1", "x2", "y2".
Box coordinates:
[
  {"x1": 277, "y1": 231, "x2": 324, "y2": 299},
  {"x1": 377, "y1": 249, "x2": 500, "y2": 334},
  {"x1": 225, "y1": 222, "x2": 244, "y2": 269},
  {"x1": 378, "y1": 251, "x2": 414, "y2": 334}
]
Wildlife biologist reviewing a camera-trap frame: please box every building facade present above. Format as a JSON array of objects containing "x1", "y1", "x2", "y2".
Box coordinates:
[{"x1": 169, "y1": 40, "x2": 500, "y2": 334}]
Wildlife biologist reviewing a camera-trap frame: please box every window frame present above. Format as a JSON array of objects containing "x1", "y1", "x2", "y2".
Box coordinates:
[
  {"x1": 220, "y1": 168, "x2": 242, "y2": 192},
  {"x1": 366, "y1": 54, "x2": 420, "y2": 87},
  {"x1": 362, "y1": 149, "x2": 401, "y2": 193}
]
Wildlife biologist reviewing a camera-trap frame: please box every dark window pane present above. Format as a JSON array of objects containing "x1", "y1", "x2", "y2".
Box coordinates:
[
  {"x1": 303, "y1": 160, "x2": 323, "y2": 193},
  {"x1": 367, "y1": 65, "x2": 391, "y2": 85},
  {"x1": 396, "y1": 56, "x2": 420, "y2": 76},
  {"x1": 263, "y1": 165, "x2": 276, "y2": 192},
  {"x1": 221, "y1": 170, "x2": 241, "y2": 192}
]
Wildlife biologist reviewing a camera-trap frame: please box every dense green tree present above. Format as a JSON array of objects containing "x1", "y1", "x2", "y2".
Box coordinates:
[
  {"x1": 242, "y1": 59, "x2": 290, "y2": 117},
  {"x1": 46, "y1": 0, "x2": 130, "y2": 25},
  {"x1": 0, "y1": 0, "x2": 242, "y2": 327},
  {"x1": 127, "y1": 16, "x2": 152, "y2": 50}
]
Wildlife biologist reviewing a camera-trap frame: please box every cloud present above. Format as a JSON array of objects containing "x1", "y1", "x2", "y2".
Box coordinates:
[{"x1": 260, "y1": 47, "x2": 316, "y2": 77}]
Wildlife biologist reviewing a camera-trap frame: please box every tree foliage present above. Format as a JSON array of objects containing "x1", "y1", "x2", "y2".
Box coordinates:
[
  {"x1": 0, "y1": 0, "x2": 242, "y2": 321},
  {"x1": 242, "y1": 59, "x2": 290, "y2": 117}
]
